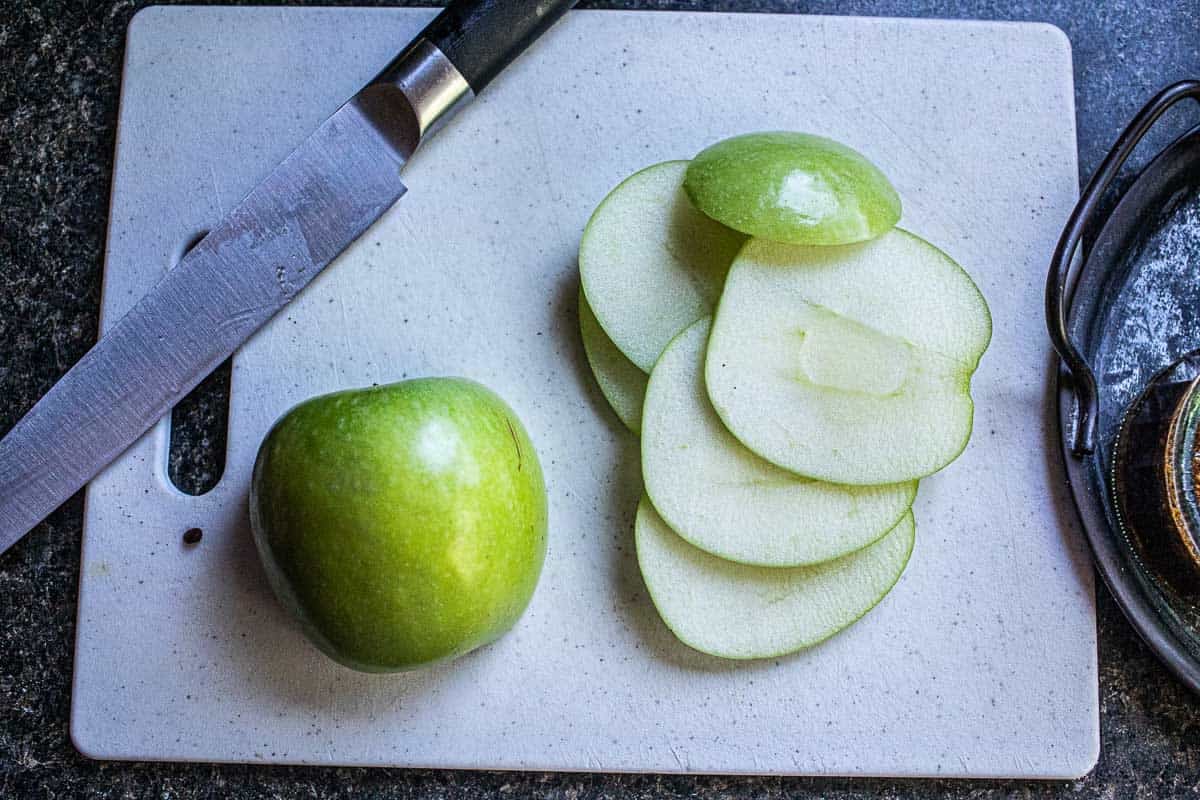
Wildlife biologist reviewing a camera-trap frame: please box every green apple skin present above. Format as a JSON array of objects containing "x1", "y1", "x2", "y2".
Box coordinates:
[
  {"x1": 684, "y1": 132, "x2": 901, "y2": 245},
  {"x1": 249, "y1": 378, "x2": 548, "y2": 673}
]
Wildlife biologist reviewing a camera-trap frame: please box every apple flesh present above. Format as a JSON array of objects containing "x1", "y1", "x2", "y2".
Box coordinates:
[
  {"x1": 706, "y1": 229, "x2": 991, "y2": 484},
  {"x1": 250, "y1": 378, "x2": 547, "y2": 672},
  {"x1": 579, "y1": 160, "x2": 745, "y2": 372},
  {"x1": 684, "y1": 132, "x2": 901, "y2": 245},
  {"x1": 642, "y1": 317, "x2": 916, "y2": 566},
  {"x1": 578, "y1": 288, "x2": 646, "y2": 433},
  {"x1": 636, "y1": 498, "x2": 914, "y2": 659}
]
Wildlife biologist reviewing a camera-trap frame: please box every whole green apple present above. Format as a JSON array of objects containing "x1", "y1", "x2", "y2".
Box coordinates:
[{"x1": 249, "y1": 378, "x2": 547, "y2": 673}]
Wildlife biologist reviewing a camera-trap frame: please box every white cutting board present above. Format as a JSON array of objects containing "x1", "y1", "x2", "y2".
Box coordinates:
[{"x1": 72, "y1": 6, "x2": 1095, "y2": 777}]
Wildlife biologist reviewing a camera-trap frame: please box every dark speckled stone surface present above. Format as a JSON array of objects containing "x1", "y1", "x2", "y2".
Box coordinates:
[{"x1": 2, "y1": 1, "x2": 1199, "y2": 797}]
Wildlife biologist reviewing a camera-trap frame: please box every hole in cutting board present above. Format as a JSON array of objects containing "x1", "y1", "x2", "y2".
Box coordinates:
[{"x1": 166, "y1": 230, "x2": 231, "y2": 496}]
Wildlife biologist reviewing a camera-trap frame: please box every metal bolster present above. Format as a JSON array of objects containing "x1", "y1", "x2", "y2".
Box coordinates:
[{"x1": 382, "y1": 39, "x2": 474, "y2": 141}]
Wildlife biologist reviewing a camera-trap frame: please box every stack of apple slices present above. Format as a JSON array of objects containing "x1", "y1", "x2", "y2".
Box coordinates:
[{"x1": 578, "y1": 135, "x2": 991, "y2": 659}]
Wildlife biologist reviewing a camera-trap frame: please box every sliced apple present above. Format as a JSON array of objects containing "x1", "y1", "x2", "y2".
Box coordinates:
[
  {"x1": 579, "y1": 161, "x2": 746, "y2": 372},
  {"x1": 684, "y1": 132, "x2": 901, "y2": 245},
  {"x1": 642, "y1": 317, "x2": 916, "y2": 566},
  {"x1": 579, "y1": 288, "x2": 647, "y2": 433},
  {"x1": 636, "y1": 499, "x2": 915, "y2": 659},
  {"x1": 706, "y1": 229, "x2": 991, "y2": 485}
]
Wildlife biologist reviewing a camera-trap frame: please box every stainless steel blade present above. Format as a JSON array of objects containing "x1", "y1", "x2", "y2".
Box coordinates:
[{"x1": 0, "y1": 39, "x2": 473, "y2": 554}]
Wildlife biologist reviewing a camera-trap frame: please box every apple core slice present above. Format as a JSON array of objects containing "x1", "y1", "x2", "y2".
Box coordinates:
[
  {"x1": 636, "y1": 499, "x2": 915, "y2": 659},
  {"x1": 684, "y1": 132, "x2": 901, "y2": 245},
  {"x1": 579, "y1": 288, "x2": 647, "y2": 433},
  {"x1": 642, "y1": 317, "x2": 916, "y2": 566},
  {"x1": 706, "y1": 229, "x2": 991, "y2": 485},
  {"x1": 579, "y1": 160, "x2": 746, "y2": 372}
]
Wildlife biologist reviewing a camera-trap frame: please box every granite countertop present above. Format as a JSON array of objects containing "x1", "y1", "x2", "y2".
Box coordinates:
[{"x1": 2, "y1": 1, "x2": 1199, "y2": 797}]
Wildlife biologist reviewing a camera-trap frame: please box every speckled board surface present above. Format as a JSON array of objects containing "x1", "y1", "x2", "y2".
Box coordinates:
[{"x1": 71, "y1": 5, "x2": 1092, "y2": 778}]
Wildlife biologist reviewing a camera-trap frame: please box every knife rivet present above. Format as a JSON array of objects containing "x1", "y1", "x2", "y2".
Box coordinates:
[{"x1": 182, "y1": 527, "x2": 203, "y2": 546}]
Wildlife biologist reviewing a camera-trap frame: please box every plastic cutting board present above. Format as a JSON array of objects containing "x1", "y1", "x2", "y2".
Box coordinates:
[{"x1": 72, "y1": 6, "x2": 1096, "y2": 777}]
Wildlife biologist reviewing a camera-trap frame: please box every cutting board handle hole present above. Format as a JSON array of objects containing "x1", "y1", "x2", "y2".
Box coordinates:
[
  {"x1": 167, "y1": 358, "x2": 232, "y2": 496},
  {"x1": 166, "y1": 229, "x2": 231, "y2": 496}
]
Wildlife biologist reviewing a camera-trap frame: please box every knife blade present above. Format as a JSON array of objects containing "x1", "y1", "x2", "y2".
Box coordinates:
[{"x1": 0, "y1": 0, "x2": 576, "y2": 556}]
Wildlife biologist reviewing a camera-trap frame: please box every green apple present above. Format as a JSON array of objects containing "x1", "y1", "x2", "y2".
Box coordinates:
[
  {"x1": 249, "y1": 378, "x2": 547, "y2": 673},
  {"x1": 642, "y1": 317, "x2": 916, "y2": 567},
  {"x1": 578, "y1": 288, "x2": 646, "y2": 433},
  {"x1": 636, "y1": 498, "x2": 914, "y2": 659},
  {"x1": 579, "y1": 160, "x2": 745, "y2": 372},
  {"x1": 706, "y1": 229, "x2": 991, "y2": 484},
  {"x1": 684, "y1": 132, "x2": 901, "y2": 245}
]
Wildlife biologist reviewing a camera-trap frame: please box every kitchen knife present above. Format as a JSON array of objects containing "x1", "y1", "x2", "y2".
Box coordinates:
[{"x1": 0, "y1": 0, "x2": 576, "y2": 556}]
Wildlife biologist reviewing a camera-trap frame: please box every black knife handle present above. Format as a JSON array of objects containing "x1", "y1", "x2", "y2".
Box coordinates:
[{"x1": 422, "y1": 0, "x2": 577, "y2": 94}]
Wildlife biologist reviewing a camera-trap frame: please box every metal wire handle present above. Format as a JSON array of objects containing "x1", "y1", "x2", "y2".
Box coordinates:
[{"x1": 1046, "y1": 79, "x2": 1200, "y2": 457}]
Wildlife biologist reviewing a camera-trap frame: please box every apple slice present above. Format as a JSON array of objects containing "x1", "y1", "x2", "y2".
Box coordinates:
[
  {"x1": 642, "y1": 317, "x2": 916, "y2": 566},
  {"x1": 684, "y1": 132, "x2": 901, "y2": 245},
  {"x1": 706, "y1": 229, "x2": 991, "y2": 485},
  {"x1": 579, "y1": 288, "x2": 647, "y2": 433},
  {"x1": 579, "y1": 161, "x2": 746, "y2": 372},
  {"x1": 636, "y1": 499, "x2": 914, "y2": 659}
]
